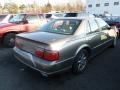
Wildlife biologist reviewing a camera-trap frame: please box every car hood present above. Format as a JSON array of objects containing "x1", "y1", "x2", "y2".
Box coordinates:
[
  {"x1": 17, "y1": 32, "x2": 72, "y2": 45},
  {"x1": 0, "y1": 23, "x2": 17, "y2": 28}
]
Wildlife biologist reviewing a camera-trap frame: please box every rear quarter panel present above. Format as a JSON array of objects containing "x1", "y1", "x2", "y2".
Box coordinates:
[{"x1": 58, "y1": 36, "x2": 89, "y2": 62}]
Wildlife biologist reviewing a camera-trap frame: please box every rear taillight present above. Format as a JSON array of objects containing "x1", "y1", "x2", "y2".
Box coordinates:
[
  {"x1": 35, "y1": 51, "x2": 44, "y2": 58},
  {"x1": 44, "y1": 51, "x2": 59, "y2": 61},
  {"x1": 35, "y1": 49, "x2": 59, "y2": 61}
]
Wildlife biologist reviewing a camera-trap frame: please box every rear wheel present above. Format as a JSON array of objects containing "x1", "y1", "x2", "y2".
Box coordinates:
[
  {"x1": 3, "y1": 33, "x2": 15, "y2": 48},
  {"x1": 72, "y1": 49, "x2": 89, "y2": 74}
]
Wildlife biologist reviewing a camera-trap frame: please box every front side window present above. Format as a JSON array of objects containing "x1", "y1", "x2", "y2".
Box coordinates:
[
  {"x1": 96, "y1": 18, "x2": 110, "y2": 30},
  {"x1": 9, "y1": 14, "x2": 26, "y2": 23},
  {"x1": 40, "y1": 19, "x2": 81, "y2": 35}
]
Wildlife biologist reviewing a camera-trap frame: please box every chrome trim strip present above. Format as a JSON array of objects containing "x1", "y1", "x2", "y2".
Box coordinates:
[
  {"x1": 92, "y1": 38, "x2": 113, "y2": 49},
  {"x1": 56, "y1": 56, "x2": 75, "y2": 64}
]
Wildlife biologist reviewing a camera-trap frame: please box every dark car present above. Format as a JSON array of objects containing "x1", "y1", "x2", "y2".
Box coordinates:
[{"x1": 14, "y1": 17, "x2": 117, "y2": 77}]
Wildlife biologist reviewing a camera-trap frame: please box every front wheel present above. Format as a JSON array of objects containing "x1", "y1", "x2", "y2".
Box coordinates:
[
  {"x1": 72, "y1": 49, "x2": 89, "y2": 74},
  {"x1": 3, "y1": 33, "x2": 15, "y2": 48}
]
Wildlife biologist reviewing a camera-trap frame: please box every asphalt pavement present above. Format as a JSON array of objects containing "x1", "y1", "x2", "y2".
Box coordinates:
[{"x1": 0, "y1": 40, "x2": 120, "y2": 90}]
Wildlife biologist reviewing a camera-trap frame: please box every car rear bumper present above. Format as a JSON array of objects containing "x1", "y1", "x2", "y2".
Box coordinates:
[{"x1": 13, "y1": 47, "x2": 73, "y2": 77}]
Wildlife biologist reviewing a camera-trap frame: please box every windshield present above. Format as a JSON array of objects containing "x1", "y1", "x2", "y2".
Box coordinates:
[
  {"x1": 9, "y1": 14, "x2": 26, "y2": 23},
  {"x1": 40, "y1": 19, "x2": 81, "y2": 35}
]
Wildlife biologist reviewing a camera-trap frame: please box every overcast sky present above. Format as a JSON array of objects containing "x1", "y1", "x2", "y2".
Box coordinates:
[{"x1": 0, "y1": 0, "x2": 86, "y2": 6}]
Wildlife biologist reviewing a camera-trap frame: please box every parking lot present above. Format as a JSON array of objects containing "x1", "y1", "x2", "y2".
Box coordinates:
[{"x1": 0, "y1": 39, "x2": 119, "y2": 90}]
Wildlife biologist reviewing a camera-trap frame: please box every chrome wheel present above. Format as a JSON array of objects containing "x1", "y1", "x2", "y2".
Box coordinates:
[
  {"x1": 77, "y1": 53, "x2": 87, "y2": 71},
  {"x1": 72, "y1": 49, "x2": 89, "y2": 74}
]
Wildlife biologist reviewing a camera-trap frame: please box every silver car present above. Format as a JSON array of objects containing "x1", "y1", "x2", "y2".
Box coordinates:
[{"x1": 13, "y1": 17, "x2": 117, "y2": 77}]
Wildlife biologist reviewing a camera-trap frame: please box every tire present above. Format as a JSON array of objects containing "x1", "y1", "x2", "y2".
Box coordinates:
[
  {"x1": 72, "y1": 49, "x2": 89, "y2": 74},
  {"x1": 111, "y1": 37, "x2": 117, "y2": 48},
  {"x1": 3, "y1": 33, "x2": 15, "y2": 48}
]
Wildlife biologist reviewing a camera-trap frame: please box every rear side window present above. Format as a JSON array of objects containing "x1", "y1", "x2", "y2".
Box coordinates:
[
  {"x1": 26, "y1": 15, "x2": 39, "y2": 23},
  {"x1": 88, "y1": 19, "x2": 99, "y2": 32},
  {"x1": 86, "y1": 21, "x2": 91, "y2": 34}
]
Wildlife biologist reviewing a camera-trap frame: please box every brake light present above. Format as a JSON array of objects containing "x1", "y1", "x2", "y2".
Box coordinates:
[
  {"x1": 35, "y1": 51, "x2": 44, "y2": 58},
  {"x1": 35, "y1": 50, "x2": 59, "y2": 61},
  {"x1": 44, "y1": 51, "x2": 59, "y2": 61}
]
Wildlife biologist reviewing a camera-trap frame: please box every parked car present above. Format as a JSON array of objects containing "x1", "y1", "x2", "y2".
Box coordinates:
[
  {"x1": 0, "y1": 14, "x2": 16, "y2": 24},
  {"x1": 65, "y1": 12, "x2": 95, "y2": 18},
  {"x1": 0, "y1": 13, "x2": 46, "y2": 47},
  {"x1": 14, "y1": 17, "x2": 117, "y2": 77},
  {"x1": 44, "y1": 13, "x2": 66, "y2": 22}
]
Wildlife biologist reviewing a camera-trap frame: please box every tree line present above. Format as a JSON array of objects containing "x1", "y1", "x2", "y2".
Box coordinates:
[{"x1": 0, "y1": 2, "x2": 85, "y2": 14}]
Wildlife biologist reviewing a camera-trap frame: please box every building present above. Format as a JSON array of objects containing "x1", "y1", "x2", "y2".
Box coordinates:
[{"x1": 86, "y1": 0, "x2": 120, "y2": 15}]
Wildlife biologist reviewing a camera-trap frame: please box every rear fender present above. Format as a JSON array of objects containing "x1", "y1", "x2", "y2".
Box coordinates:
[{"x1": 75, "y1": 44, "x2": 91, "y2": 57}]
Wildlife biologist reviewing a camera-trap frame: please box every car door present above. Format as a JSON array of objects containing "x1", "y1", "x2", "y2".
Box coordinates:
[
  {"x1": 95, "y1": 18, "x2": 113, "y2": 47},
  {"x1": 85, "y1": 18, "x2": 102, "y2": 54}
]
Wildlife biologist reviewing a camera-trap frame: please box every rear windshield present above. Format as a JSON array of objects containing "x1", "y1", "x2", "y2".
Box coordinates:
[{"x1": 40, "y1": 19, "x2": 81, "y2": 35}]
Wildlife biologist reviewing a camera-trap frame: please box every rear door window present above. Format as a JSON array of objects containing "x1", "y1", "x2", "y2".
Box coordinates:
[
  {"x1": 88, "y1": 19, "x2": 99, "y2": 32},
  {"x1": 26, "y1": 15, "x2": 39, "y2": 23}
]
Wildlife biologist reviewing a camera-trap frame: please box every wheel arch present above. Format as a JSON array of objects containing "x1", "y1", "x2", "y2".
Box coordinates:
[
  {"x1": 2, "y1": 31, "x2": 18, "y2": 43},
  {"x1": 75, "y1": 44, "x2": 92, "y2": 58}
]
